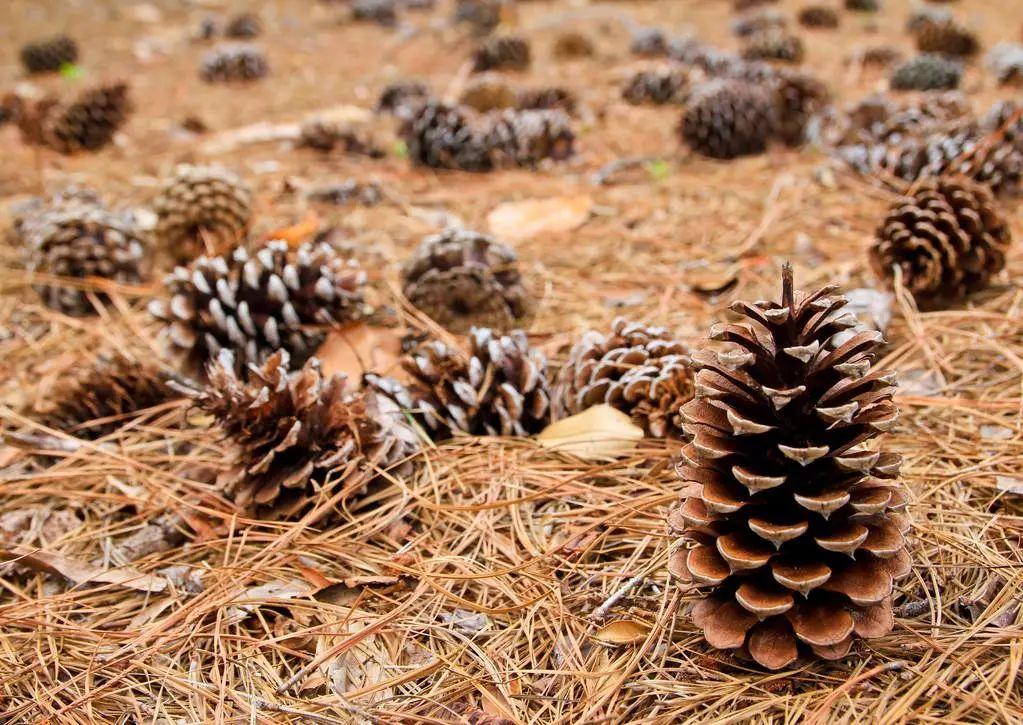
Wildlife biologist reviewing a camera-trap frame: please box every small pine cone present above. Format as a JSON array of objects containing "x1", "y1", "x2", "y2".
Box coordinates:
[
  {"x1": 630, "y1": 28, "x2": 667, "y2": 57},
  {"x1": 798, "y1": 6, "x2": 839, "y2": 29},
  {"x1": 352, "y1": 0, "x2": 398, "y2": 26},
  {"x1": 225, "y1": 13, "x2": 261, "y2": 38},
  {"x1": 484, "y1": 108, "x2": 575, "y2": 167},
  {"x1": 844, "y1": 0, "x2": 879, "y2": 10},
  {"x1": 985, "y1": 43, "x2": 1023, "y2": 87},
  {"x1": 741, "y1": 30, "x2": 805, "y2": 63},
  {"x1": 200, "y1": 44, "x2": 268, "y2": 83},
  {"x1": 855, "y1": 45, "x2": 903, "y2": 68},
  {"x1": 890, "y1": 54, "x2": 961, "y2": 91},
  {"x1": 459, "y1": 74, "x2": 519, "y2": 113},
  {"x1": 376, "y1": 80, "x2": 431, "y2": 120},
  {"x1": 669, "y1": 264, "x2": 910, "y2": 670},
  {"x1": 298, "y1": 118, "x2": 384, "y2": 157},
  {"x1": 732, "y1": 10, "x2": 787, "y2": 38},
  {"x1": 622, "y1": 68, "x2": 689, "y2": 106},
  {"x1": 149, "y1": 239, "x2": 367, "y2": 374},
  {"x1": 20, "y1": 35, "x2": 78, "y2": 74},
  {"x1": 733, "y1": 0, "x2": 779, "y2": 9},
  {"x1": 152, "y1": 164, "x2": 252, "y2": 258},
  {"x1": 681, "y1": 79, "x2": 777, "y2": 160},
  {"x1": 772, "y1": 70, "x2": 830, "y2": 146},
  {"x1": 516, "y1": 86, "x2": 577, "y2": 114},
  {"x1": 192, "y1": 350, "x2": 418, "y2": 516},
  {"x1": 454, "y1": 0, "x2": 503, "y2": 36},
  {"x1": 402, "y1": 227, "x2": 531, "y2": 333},
  {"x1": 42, "y1": 354, "x2": 176, "y2": 438},
  {"x1": 552, "y1": 31, "x2": 595, "y2": 60},
  {"x1": 906, "y1": 7, "x2": 951, "y2": 35},
  {"x1": 402, "y1": 101, "x2": 492, "y2": 171},
  {"x1": 23, "y1": 82, "x2": 131, "y2": 154},
  {"x1": 871, "y1": 177, "x2": 1011, "y2": 305},
  {"x1": 372, "y1": 327, "x2": 551, "y2": 438},
  {"x1": 554, "y1": 318, "x2": 694, "y2": 438},
  {"x1": 472, "y1": 36, "x2": 531, "y2": 72},
  {"x1": 18, "y1": 191, "x2": 147, "y2": 315},
  {"x1": 915, "y1": 20, "x2": 979, "y2": 58}
]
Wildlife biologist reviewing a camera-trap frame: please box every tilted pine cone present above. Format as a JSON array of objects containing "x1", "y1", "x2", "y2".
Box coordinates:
[
  {"x1": 402, "y1": 227, "x2": 531, "y2": 333},
  {"x1": 772, "y1": 70, "x2": 829, "y2": 146},
  {"x1": 483, "y1": 108, "x2": 576, "y2": 167},
  {"x1": 516, "y1": 86, "x2": 577, "y2": 114},
  {"x1": 554, "y1": 318, "x2": 694, "y2": 438},
  {"x1": 742, "y1": 30, "x2": 805, "y2": 63},
  {"x1": 402, "y1": 101, "x2": 492, "y2": 171},
  {"x1": 368, "y1": 327, "x2": 551, "y2": 438},
  {"x1": 890, "y1": 54, "x2": 962, "y2": 91},
  {"x1": 622, "y1": 68, "x2": 689, "y2": 105},
  {"x1": 149, "y1": 239, "x2": 367, "y2": 374},
  {"x1": 376, "y1": 80, "x2": 432, "y2": 120},
  {"x1": 798, "y1": 6, "x2": 839, "y2": 29},
  {"x1": 17, "y1": 190, "x2": 148, "y2": 315},
  {"x1": 472, "y1": 36, "x2": 531, "y2": 72},
  {"x1": 915, "y1": 20, "x2": 979, "y2": 58},
  {"x1": 200, "y1": 44, "x2": 268, "y2": 83},
  {"x1": 20, "y1": 35, "x2": 79, "y2": 74},
  {"x1": 681, "y1": 79, "x2": 777, "y2": 159},
  {"x1": 18, "y1": 83, "x2": 131, "y2": 154},
  {"x1": 871, "y1": 177, "x2": 1010, "y2": 306},
  {"x1": 298, "y1": 118, "x2": 384, "y2": 157},
  {"x1": 152, "y1": 164, "x2": 252, "y2": 258},
  {"x1": 459, "y1": 74, "x2": 519, "y2": 113},
  {"x1": 191, "y1": 350, "x2": 419, "y2": 516},
  {"x1": 669, "y1": 264, "x2": 910, "y2": 669}
]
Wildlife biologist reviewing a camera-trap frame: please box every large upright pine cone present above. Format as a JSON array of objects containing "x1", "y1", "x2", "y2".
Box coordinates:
[
  {"x1": 369, "y1": 327, "x2": 551, "y2": 438},
  {"x1": 17, "y1": 190, "x2": 147, "y2": 315},
  {"x1": 20, "y1": 35, "x2": 78, "y2": 74},
  {"x1": 149, "y1": 239, "x2": 367, "y2": 374},
  {"x1": 200, "y1": 44, "x2": 268, "y2": 83},
  {"x1": 871, "y1": 177, "x2": 1010, "y2": 306},
  {"x1": 669, "y1": 265, "x2": 910, "y2": 669},
  {"x1": 191, "y1": 350, "x2": 419, "y2": 516},
  {"x1": 681, "y1": 79, "x2": 777, "y2": 159},
  {"x1": 741, "y1": 30, "x2": 805, "y2": 63},
  {"x1": 402, "y1": 228, "x2": 530, "y2": 333},
  {"x1": 554, "y1": 318, "x2": 694, "y2": 438},
  {"x1": 483, "y1": 108, "x2": 576, "y2": 167},
  {"x1": 402, "y1": 102, "x2": 492, "y2": 171},
  {"x1": 622, "y1": 68, "x2": 689, "y2": 105},
  {"x1": 18, "y1": 83, "x2": 131, "y2": 154},
  {"x1": 915, "y1": 20, "x2": 979, "y2": 58},
  {"x1": 472, "y1": 36, "x2": 531, "y2": 72},
  {"x1": 152, "y1": 164, "x2": 252, "y2": 258},
  {"x1": 890, "y1": 54, "x2": 962, "y2": 91}
]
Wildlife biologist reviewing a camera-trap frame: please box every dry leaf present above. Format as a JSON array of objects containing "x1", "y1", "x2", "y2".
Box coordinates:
[
  {"x1": 996, "y1": 476, "x2": 1023, "y2": 494},
  {"x1": 263, "y1": 212, "x2": 320, "y2": 247},
  {"x1": 537, "y1": 405, "x2": 644, "y2": 459},
  {"x1": 592, "y1": 618, "x2": 650, "y2": 645},
  {"x1": 487, "y1": 195, "x2": 592, "y2": 241},
  {"x1": 0, "y1": 546, "x2": 167, "y2": 592},
  {"x1": 317, "y1": 324, "x2": 405, "y2": 381}
]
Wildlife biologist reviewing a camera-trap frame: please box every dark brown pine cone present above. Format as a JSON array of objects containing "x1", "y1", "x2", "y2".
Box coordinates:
[
  {"x1": 871, "y1": 177, "x2": 1011, "y2": 306},
  {"x1": 298, "y1": 118, "x2": 384, "y2": 157},
  {"x1": 152, "y1": 164, "x2": 252, "y2": 259},
  {"x1": 200, "y1": 44, "x2": 268, "y2": 83},
  {"x1": 17, "y1": 190, "x2": 148, "y2": 315},
  {"x1": 622, "y1": 68, "x2": 689, "y2": 105},
  {"x1": 367, "y1": 327, "x2": 551, "y2": 438},
  {"x1": 798, "y1": 5, "x2": 839, "y2": 29},
  {"x1": 225, "y1": 13, "x2": 262, "y2": 38},
  {"x1": 669, "y1": 264, "x2": 910, "y2": 669},
  {"x1": 149, "y1": 239, "x2": 368, "y2": 375},
  {"x1": 402, "y1": 101, "x2": 492, "y2": 171},
  {"x1": 742, "y1": 30, "x2": 805, "y2": 63},
  {"x1": 402, "y1": 227, "x2": 531, "y2": 333},
  {"x1": 890, "y1": 54, "x2": 962, "y2": 91},
  {"x1": 20, "y1": 35, "x2": 78, "y2": 74},
  {"x1": 516, "y1": 86, "x2": 577, "y2": 114},
  {"x1": 844, "y1": 0, "x2": 879, "y2": 10},
  {"x1": 554, "y1": 318, "x2": 694, "y2": 438},
  {"x1": 472, "y1": 36, "x2": 531, "y2": 72},
  {"x1": 772, "y1": 69, "x2": 830, "y2": 146},
  {"x1": 915, "y1": 20, "x2": 979, "y2": 58},
  {"x1": 18, "y1": 83, "x2": 131, "y2": 154},
  {"x1": 190, "y1": 350, "x2": 419, "y2": 517},
  {"x1": 681, "y1": 79, "x2": 777, "y2": 159},
  {"x1": 352, "y1": 0, "x2": 398, "y2": 26},
  {"x1": 376, "y1": 80, "x2": 432, "y2": 119},
  {"x1": 483, "y1": 108, "x2": 576, "y2": 167}
]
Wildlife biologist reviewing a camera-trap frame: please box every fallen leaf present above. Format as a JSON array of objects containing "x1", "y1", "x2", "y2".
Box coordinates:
[
  {"x1": 592, "y1": 618, "x2": 651, "y2": 645},
  {"x1": 0, "y1": 546, "x2": 166, "y2": 592},
  {"x1": 981, "y1": 425, "x2": 1014, "y2": 441},
  {"x1": 224, "y1": 579, "x2": 318, "y2": 621},
  {"x1": 996, "y1": 476, "x2": 1023, "y2": 494},
  {"x1": 537, "y1": 405, "x2": 644, "y2": 459},
  {"x1": 264, "y1": 212, "x2": 320, "y2": 247},
  {"x1": 487, "y1": 195, "x2": 592, "y2": 241},
  {"x1": 686, "y1": 264, "x2": 740, "y2": 295},
  {"x1": 317, "y1": 324, "x2": 405, "y2": 381}
]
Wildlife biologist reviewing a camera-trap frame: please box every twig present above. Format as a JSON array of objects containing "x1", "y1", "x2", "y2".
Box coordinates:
[{"x1": 591, "y1": 573, "x2": 645, "y2": 621}]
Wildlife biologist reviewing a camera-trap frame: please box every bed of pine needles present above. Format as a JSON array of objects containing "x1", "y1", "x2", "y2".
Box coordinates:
[{"x1": 2, "y1": 0, "x2": 1023, "y2": 722}]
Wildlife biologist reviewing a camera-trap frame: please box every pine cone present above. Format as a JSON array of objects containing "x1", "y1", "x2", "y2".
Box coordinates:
[
  {"x1": 42, "y1": 354, "x2": 176, "y2": 438},
  {"x1": 844, "y1": 0, "x2": 879, "y2": 10},
  {"x1": 17, "y1": 190, "x2": 147, "y2": 315},
  {"x1": 225, "y1": 13, "x2": 261, "y2": 38},
  {"x1": 402, "y1": 227, "x2": 531, "y2": 333},
  {"x1": 298, "y1": 118, "x2": 383, "y2": 157},
  {"x1": 772, "y1": 70, "x2": 829, "y2": 146},
  {"x1": 369, "y1": 327, "x2": 551, "y2": 438},
  {"x1": 552, "y1": 31, "x2": 595, "y2": 60},
  {"x1": 402, "y1": 102, "x2": 493, "y2": 171},
  {"x1": 669, "y1": 264, "x2": 910, "y2": 669},
  {"x1": 472, "y1": 36, "x2": 531, "y2": 73},
  {"x1": 798, "y1": 6, "x2": 839, "y2": 29},
  {"x1": 352, "y1": 0, "x2": 398, "y2": 26},
  {"x1": 516, "y1": 86, "x2": 577, "y2": 114},
  {"x1": 454, "y1": 0, "x2": 503, "y2": 36},
  {"x1": 890, "y1": 54, "x2": 961, "y2": 91},
  {"x1": 18, "y1": 82, "x2": 131, "y2": 154},
  {"x1": 460, "y1": 74, "x2": 519, "y2": 113},
  {"x1": 732, "y1": 10, "x2": 787, "y2": 38},
  {"x1": 630, "y1": 28, "x2": 667, "y2": 57},
  {"x1": 483, "y1": 108, "x2": 576, "y2": 167},
  {"x1": 20, "y1": 35, "x2": 78, "y2": 74},
  {"x1": 376, "y1": 80, "x2": 432, "y2": 120},
  {"x1": 681, "y1": 79, "x2": 777, "y2": 159},
  {"x1": 985, "y1": 43, "x2": 1023, "y2": 87},
  {"x1": 622, "y1": 68, "x2": 689, "y2": 106},
  {"x1": 742, "y1": 31, "x2": 805, "y2": 63},
  {"x1": 192, "y1": 350, "x2": 418, "y2": 516},
  {"x1": 200, "y1": 44, "x2": 268, "y2": 83},
  {"x1": 915, "y1": 20, "x2": 979, "y2": 58},
  {"x1": 149, "y1": 239, "x2": 367, "y2": 375},
  {"x1": 906, "y1": 7, "x2": 951, "y2": 35},
  {"x1": 152, "y1": 164, "x2": 252, "y2": 258},
  {"x1": 871, "y1": 177, "x2": 1010, "y2": 305},
  {"x1": 854, "y1": 45, "x2": 903, "y2": 68},
  {"x1": 554, "y1": 318, "x2": 694, "y2": 438}
]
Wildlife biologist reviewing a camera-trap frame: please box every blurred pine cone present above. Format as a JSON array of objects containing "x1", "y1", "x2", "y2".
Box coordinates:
[
  {"x1": 454, "y1": 0, "x2": 504, "y2": 36},
  {"x1": 681, "y1": 79, "x2": 777, "y2": 159},
  {"x1": 352, "y1": 0, "x2": 397, "y2": 26},
  {"x1": 516, "y1": 86, "x2": 577, "y2": 114},
  {"x1": 472, "y1": 36, "x2": 531, "y2": 72},
  {"x1": 552, "y1": 31, "x2": 595, "y2": 60},
  {"x1": 298, "y1": 118, "x2": 384, "y2": 156},
  {"x1": 18, "y1": 82, "x2": 131, "y2": 154},
  {"x1": 20, "y1": 35, "x2": 78, "y2": 74},
  {"x1": 798, "y1": 6, "x2": 839, "y2": 28},
  {"x1": 742, "y1": 30, "x2": 805, "y2": 63},
  {"x1": 483, "y1": 108, "x2": 576, "y2": 167},
  {"x1": 670, "y1": 264, "x2": 910, "y2": 669},
  {"x1": 402, "y1": 101, "x2": 492, "y2": 171},
  {"x1": 732, "y1": 10, "x2": 787, "y2": 38},
  {"x1": 554, "y1": 318, "x2": 694, "y2": 438},
  {"x1": 890, "y1": 54, "x2": 961, "y2": 91},
  {"x1": 152, "y1": 164, "x2": 252, "y2": 259},
  {"x1": 192, "y1": 350, "x2": 419, "y2": 516},
  {"x1": 845, "y1": 0, "x2": 879, "y2": 10},
  {"x1": 630, "y1": 28, "x2": 667, "y2": 57},
  {"x1": 402, "y1": 227, "x2": 531, "y2": 333},
  {"x1": 200, "y1": 44, "x2": 268, "y2": 83},
  {"x1": 376, "y1": 80, "x2": 432, "y2": 120},
  {"x1": 149, "y1": 239, "x2": 367, "y2": 375},
  {"x1": 225, "y1": 13, "x2": 261, "y2": 38},
  {"x1": 459, "y1": 74, "x2": 519, "y2": 113},
  {"x1": 915, "y1": 20, "x2": 979, "y2": 58},
  {"x1": 622, "y1": 68, "x2": 689, "y2": 105},
  {"x1": 772, "y1": 69, "x2": 830, "y2": 146},
  {"x1": 871, "y1": 177, "x2": 1010, "y2": 305}
]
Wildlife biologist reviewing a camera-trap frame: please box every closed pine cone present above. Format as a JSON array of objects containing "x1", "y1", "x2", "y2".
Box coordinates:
[
  {"x1": 516, "y1": 86, "x2": 577, "y2": 114},
  {"x1": 483, "y1": 108, "x2": 576, "y2": 167},
  {"x1": 18, "y1": 83, "x2": 131, "y2": 154},
  {"x1": 741, "y1": 31, "x2": 805, "y2": 63},
  {"x1": 298, "y1": 118, "x2": 384, "y2": 157},
  {"x1": 190, "y1": 350, "x2": 419, "y2": 517},
  {"x1": 152, "y1": 164, "x2": 251, "y2": 258},
  {"x1": 554, "y1": 318, "x2": 694, "y2": 438},
  {"x1": 552, "y1": 31, "x2": 595, "y2": 60},
  {"x1": 377, "y1": 80, "x2": 432, "y2": 120},
  {"x1": 402, "y1": 227, "x2": 531, "y2": 333},
  {"x1": 890, "y1": 54, "x2": 962, "y2": 91},
  {"x1": 669, "y1": 264, "x2": 910, "y2": 669},
  {"x1": 20, "y1": 35, "x2": 78, "y2": 74},
  {"x1": 915, "y1": 20, "x2": 979, "y2": 58},
  {"x1": 772, "y1": 69, "x2": 829, "y2": 146},
  {"x1": 871, "y1": 177, "x2": 1010, "y2": 306},
  {"x1": 472, "y1": 36, "x2": 531, "y2": 72},
  {"x1": 681, "y1": 79, "x2": 777, "y2": 159},
  {"x1": 459, "y1": 74, "x2": 519, "y2": 113},
  {"x1": 402, "y1": 101, "x2": 492, "y2": 171},
  {"x1": 622, "y1": 68, "x2": 689, "y2": 105},
  {"x1": 798, "y1": 6, "x2": 839, "y2": 29},
  {"x1": 368, "y1": 327, "x2": 551, "y2": 438},
  {"x1": 200, "y1": 44, "x2": 268, "y2": 83},
  {"x1": 149, "y1": 239, "x2": 367, "y2": 375}
]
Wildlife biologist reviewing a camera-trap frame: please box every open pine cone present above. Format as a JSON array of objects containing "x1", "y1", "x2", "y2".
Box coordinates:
[
  {"x1": 472, "y1": 35, "x2": 531, "y2": 72},
  {"x1": 190, "y1": 350, "x2": 419, "y2": 516},
  {"x1": 402, "y1": 228, "x2": 531, "y2": 333},
  {"x1": 622, "y1": 68, "x2": 689, "y2": 105},
  {"x1": 483, "y1": 108, "x2": 576, "y2": 167},
  {"x1": 152, "y1": 164, "x2": 252, "y2": 258},
  {"x1": 871, "y1": 177, "x2": 1011, "y2": 306},
  {"x1": 554, "y1": 318, "x2": 694, "y2": 438},
  {"x1": 20, "y1": 35, "x2": 78, "y2": 74},
  {"x1": 669, "y1": 264, "x2": 910, "y2": 669},
  {"x1": 17, "y1": 83, "x2": 131, "y2": 154},
  {"x1": 149, "y1": 239, "x2": 367, "y2": 375},
  {"x1": 200, "y1": 44, "x2": 268, "y2": 83},
  {"x1": 681, "y1": 79, "x2": 777, "y2": 159},
  {"x1": 915, "y1": 20, "x2": 979, "y2": 58},
  {"x1": 890, "y1": 54, "x2": 962, "y2": 91},
  {"x1": 402, "y1": 101, "x2": 493, "y2": 171}
]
